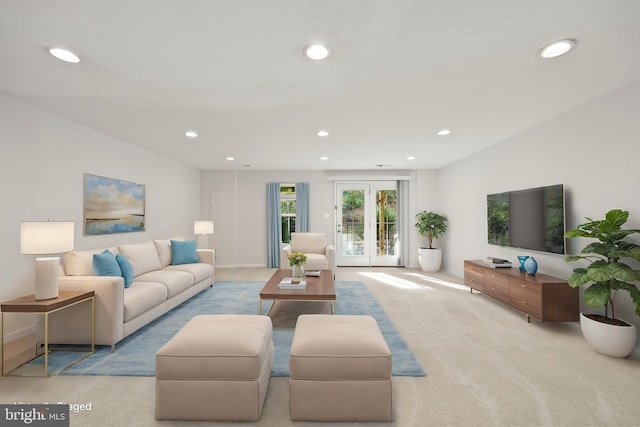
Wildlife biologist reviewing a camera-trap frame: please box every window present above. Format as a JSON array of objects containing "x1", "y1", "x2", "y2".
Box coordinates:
[{"x1": 281, "y1": 184, "x2": 296, "y2": 243}]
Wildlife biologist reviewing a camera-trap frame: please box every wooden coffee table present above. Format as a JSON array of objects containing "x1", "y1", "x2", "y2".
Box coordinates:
[{"x1": 259, "y1": 269, "x2": 336, "y2": 318}]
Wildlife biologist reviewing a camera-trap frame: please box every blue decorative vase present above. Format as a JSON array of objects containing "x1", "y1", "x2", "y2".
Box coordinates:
[
  {"x1": 524, "y1": 256, "x2": 538, "y2": 275},
  {"x1": 517, "y1": 256, "x2": 529, "y2": 271}
]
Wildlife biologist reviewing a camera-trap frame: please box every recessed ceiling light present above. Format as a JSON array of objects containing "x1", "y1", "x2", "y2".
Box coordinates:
[
  {"x1": 304, "y1": 44, "x2": 330, "y2": 60},
  {"x1": 317, "y1": 130, "x2": 329, "y2": 137},
  {"x1": 538, "y1": 39, "x2": 575, "y2": 59},
  {"x1": 226, "y1": 157, "x2": 234, "y2": 161},
  {"x1": 320, "y1": 156, "x2": 329, "y2": 160},
  {"x1": 437, "y1": 129, "x2": 452, "y2": 136},
  {"x1": 407, "y1": 155, "x2": 416, "y2": 160},
  {"x1": 47, "y1": 47, "x2": 80, "y2": 63},
  {"x1": 185, "y1": 130, "x2": 198, "y2": 138}
]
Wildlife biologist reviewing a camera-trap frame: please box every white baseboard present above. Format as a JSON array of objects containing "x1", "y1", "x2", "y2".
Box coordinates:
[
  {"x1": 216, "y1": 264, "x2": 269, "y2": 269},
  {"x1": 3, "y1": 325, "x2": 35, "y2": 344}
]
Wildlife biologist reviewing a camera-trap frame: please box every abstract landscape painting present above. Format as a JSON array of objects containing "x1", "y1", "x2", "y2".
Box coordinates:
[{"x1": 84, "y1": 174, "x2": 145, "y2": 235}]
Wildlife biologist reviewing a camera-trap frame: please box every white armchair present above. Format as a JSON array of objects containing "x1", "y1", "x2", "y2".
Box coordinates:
[{"x1": 281, "y1": 232, "x2": 336, "y2": 276}]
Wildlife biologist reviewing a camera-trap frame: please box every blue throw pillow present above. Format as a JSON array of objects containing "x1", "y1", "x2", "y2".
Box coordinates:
[
  {"x1": 170, "y1": 240, "x2": 199, "y2": 265},
  {"x1": 116, "y1": 254, "x2": 134, "y2": 288},
  {"x1": 93, "y1": 250, "x2": 122, "y2": 277}
]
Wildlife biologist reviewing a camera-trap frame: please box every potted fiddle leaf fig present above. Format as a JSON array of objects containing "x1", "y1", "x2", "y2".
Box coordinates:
[
  {"x1": 565, "y1": 209, "x2": 640, "y2": 358},
  {"x1": 415, "y1": 210, "x2": 448, "y2": 272}
]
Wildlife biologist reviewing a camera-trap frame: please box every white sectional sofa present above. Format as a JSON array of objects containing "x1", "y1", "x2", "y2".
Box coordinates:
[{"x1": 47, "y1": 239, "x2": 214, "y2": 351}]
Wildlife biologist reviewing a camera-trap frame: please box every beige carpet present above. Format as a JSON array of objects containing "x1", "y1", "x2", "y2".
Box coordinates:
[{"x1": 1, "y1": 267, "x2": 639, "y2": 426}]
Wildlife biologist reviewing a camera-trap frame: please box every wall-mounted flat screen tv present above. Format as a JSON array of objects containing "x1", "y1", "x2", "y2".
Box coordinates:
[{"x1": 487, "y1": 184, "x2": 566, "y2": 255}]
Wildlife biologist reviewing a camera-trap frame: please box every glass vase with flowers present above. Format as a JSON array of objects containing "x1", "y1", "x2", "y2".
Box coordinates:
[{"x1": 288, "y1": 252, "x2": 308, "y2": 278}]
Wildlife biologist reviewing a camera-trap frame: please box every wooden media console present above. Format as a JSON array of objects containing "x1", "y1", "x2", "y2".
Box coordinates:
[{"x1": 464, "y1": 260, "x2": 579, "y2": 322}]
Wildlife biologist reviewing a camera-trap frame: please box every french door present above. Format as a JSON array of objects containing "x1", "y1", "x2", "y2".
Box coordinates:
[{"x1": 335, "y1": 181, "x2": 399, "y2": 266}]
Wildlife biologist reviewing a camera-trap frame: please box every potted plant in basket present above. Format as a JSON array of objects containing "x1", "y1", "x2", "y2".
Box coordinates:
[
  {"x1": 288, "y1": 252, "x2": 308, "y2": 278},
  {"x1": 565, "y1": 209, "x2": 640, "y2": 358},
  {"x1": 415, "y1": 210, "x2": 448, "y2": 272}
]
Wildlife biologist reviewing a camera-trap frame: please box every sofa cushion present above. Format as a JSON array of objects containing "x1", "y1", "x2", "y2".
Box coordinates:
[
  {"x1": 92, "y1": 250, "x2": 121, "y2": 277},
  {"x1": 170, "y1": 240, "x2": 199, "y2": 265},
  {"x1": 164, "y1": 263, "x2": 213, "y2": 284},
  {"x1": 118, "y1": 241, "x2": 162, "y2": 277},
  {"x1": 135, "y1": 270, "x2": 193, "y2": 298},
  {"x1": 124, "y1": 282, "x2": 168, "y2": 322},
  {"x1": 153, "y1": 239, "x2": 173, "y2": 268},
  {"x1": 116, "y1": 254, "x2": 134, "y2": 288},
  {"x1": 291, "y1": 233, "x2": 327, "y2": 254},
  {"x1": 64, "y1": 246, "x2": 119, "y2": 276}
]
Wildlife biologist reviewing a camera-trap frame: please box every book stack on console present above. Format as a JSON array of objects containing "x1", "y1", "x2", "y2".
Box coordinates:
[
  {"x1": 483, "y1": 257, "x2": 512, "y2": 268},
  {"x1": 278, "y1": 278, "x2": 307, "y2": 289}
]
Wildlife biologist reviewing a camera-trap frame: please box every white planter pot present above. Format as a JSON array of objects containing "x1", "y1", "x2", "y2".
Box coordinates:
[
  {"x1": 418, "y1": 248, "x2": 442, "y2": 272},
  {"x1": 580, "y1": 313, "x2": 637, "y2": 358}
]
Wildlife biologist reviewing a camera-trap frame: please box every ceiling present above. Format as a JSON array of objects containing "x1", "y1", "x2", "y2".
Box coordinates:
[{"x1": 1, "y1": 1, "x2": 639, "y2": 171}]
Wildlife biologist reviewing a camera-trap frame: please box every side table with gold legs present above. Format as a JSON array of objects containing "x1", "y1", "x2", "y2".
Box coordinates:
[{"x1": 1, "y1": 290, "x2": 95, "y2": 376}]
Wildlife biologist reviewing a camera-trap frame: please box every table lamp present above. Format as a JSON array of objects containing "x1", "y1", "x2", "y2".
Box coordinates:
[
  {"x1": 193, "y1": 220, "x2": 214, "y2": 249},
  {"x1": 20, "y1": 221, "x2": 75, "y2": 300}
]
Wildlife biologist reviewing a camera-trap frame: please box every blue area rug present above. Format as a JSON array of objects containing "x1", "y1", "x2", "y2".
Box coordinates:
[{"x1": 38, "y1": 281, "x2": 425, "y2": 377}]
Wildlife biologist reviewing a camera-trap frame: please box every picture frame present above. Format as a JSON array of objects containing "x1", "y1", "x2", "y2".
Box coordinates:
[{"x1": 84, "y1": 174, "x2": 146, "y2": 235}]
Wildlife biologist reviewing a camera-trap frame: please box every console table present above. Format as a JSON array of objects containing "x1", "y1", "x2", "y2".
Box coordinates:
[
  {"x1": 464, "y1": 260, "x2": 578, "y2": 322},
  {"x1": 1, "y1": 290, "x2": 95, "y2": 376}
]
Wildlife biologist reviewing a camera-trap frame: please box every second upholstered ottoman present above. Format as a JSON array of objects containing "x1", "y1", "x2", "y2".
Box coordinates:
[
  {"x1": 155, "y1": 314, "x2": 273, "y2": 421},
  {"x1": 289, "y1": 314, "x2": 393, "y2": 421}
]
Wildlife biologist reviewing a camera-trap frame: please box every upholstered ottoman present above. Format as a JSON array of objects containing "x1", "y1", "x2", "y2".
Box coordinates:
[
  {"x1": 289, "y1": 314, "x2": 393, "y2": 421},
  {"x1": 155, "y1": 314, "x2": 273, "y2": 421}
]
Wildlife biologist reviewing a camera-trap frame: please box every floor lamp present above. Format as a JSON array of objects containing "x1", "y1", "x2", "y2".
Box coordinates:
[
  {"x1": 20, "y1": 221, "x2": 75, "y2": 300},
  {"x1": 194, "y1": 220, "x2": 214, "y2": 249}
]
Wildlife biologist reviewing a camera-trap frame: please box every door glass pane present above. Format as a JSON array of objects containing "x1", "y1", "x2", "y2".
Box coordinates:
[
  {"x1": 376, "y1": 190, "x2": 397, "y2": 256},
  {"x1": 341, "y1": 190, "x2": 365, "y2": 256}
]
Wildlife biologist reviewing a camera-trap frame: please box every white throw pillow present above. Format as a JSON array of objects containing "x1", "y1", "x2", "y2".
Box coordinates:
[
  {"x1": 118, "y1": 241, "x2": 162, "y2": 278},
  {"x1": 63, "y1": 247, "x2": 119, "y2": 276},
  {"x1": 153, "y1": 239, "x2": 172, "y2": 268}
]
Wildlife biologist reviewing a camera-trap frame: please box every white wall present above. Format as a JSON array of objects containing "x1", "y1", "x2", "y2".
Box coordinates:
[
  {"x1": 200, "y1": 169, "x2": 433, "y2": 267},
  {"x1": 413, "y1": 169, "x2": 440, "y2": 259},
  {"x1": 200, "y1": 170, "x2": 335, "y2": 267},
  {"x1": 0, "y1": 94, "x2": 201, "y2": 342},
  {"x1": 438, "y1": 80, "x2": 640, "y2": 330}
]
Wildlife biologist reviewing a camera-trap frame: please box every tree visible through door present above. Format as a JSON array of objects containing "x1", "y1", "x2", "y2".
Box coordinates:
[{"x1": 336, "y1": 182, "x2": 398, "y2": 266}]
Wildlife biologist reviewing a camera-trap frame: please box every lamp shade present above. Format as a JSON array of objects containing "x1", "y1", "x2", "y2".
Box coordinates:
[
  {"x1": 194, "y1": 220, "x2": 214, "y2": 235},
  {"x1": 20, "y1": 221, "x2": 75, "y2": 254}
]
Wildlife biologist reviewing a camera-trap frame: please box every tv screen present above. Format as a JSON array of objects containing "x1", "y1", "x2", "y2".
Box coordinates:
[{"x1": 487, "y1": 184, "x2": 565, "y2": 254}]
